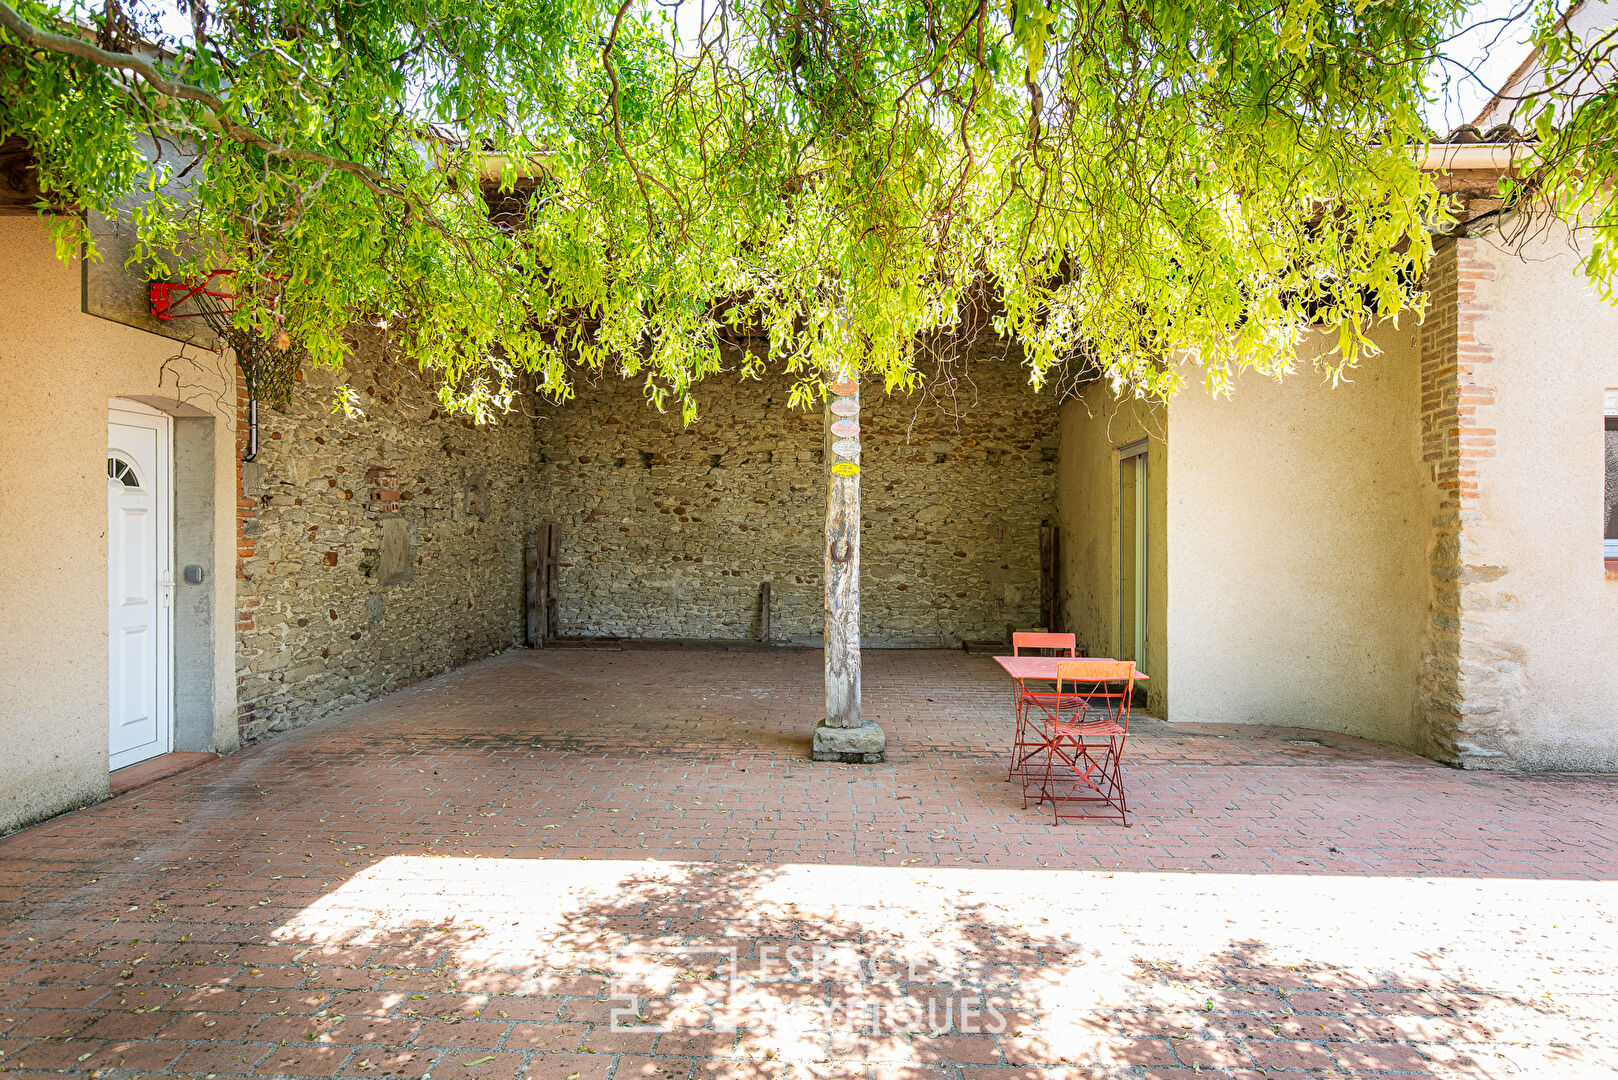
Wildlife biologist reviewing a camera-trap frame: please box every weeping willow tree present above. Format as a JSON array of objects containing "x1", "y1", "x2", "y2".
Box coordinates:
[
  {"x1": 1497, "y1": 7, "x2": 1618, "y2": 294},
  {"x1": 1, "y1": 0, "x2": 1463, "y2": 419}
]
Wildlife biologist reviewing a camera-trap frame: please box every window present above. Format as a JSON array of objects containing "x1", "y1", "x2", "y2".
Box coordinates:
[
  {"x1": 107, "y1": 455, "x2": 141, "y2": 488},
  {"x1": 1606, "y1": 391, "x2": 1617, "y2": 561}
]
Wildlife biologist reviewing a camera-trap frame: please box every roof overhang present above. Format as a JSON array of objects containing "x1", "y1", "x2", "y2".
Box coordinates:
[{"x1": 1418, "y1": 142, "x2": 1535, "y2": 172}]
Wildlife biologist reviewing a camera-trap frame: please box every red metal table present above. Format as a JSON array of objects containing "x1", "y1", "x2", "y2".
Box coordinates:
[
  {"x1": 993, "y1": 655, "x2": 1148, "y2": 683},
  {"x1": 990, "y1": 654, "x2": 1145, "y2": 822},
  {"x1": 994, "y1": 655, "x2": 1147, "y2": 785}
]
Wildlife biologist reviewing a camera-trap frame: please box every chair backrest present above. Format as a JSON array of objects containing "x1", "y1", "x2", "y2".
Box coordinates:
[
  {"x1": 1056, "y1": 659, "x2": 1138, "y2": 729},
  {"x1": 1012, "y1": 631, "x2": 1077, "y2": 656}
]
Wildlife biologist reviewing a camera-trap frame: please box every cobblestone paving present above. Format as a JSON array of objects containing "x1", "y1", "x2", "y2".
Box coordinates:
[{"x1": 2, "y1": 648, "x2": 1616, "y2": 1079}]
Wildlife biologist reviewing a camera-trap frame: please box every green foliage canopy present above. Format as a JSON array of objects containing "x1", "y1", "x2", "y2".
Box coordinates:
[
  {"x1": 0, "y1": 0, "x2": 1463, "y2": 419},
  {"x1": 1507, "y1": 10, "x2": 1618, "y2": 298}
]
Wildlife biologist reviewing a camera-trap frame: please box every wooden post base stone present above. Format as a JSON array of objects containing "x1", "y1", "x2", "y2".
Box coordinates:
[{"x1": 811, "y1": 718, "x2": 887, "y2": 763}]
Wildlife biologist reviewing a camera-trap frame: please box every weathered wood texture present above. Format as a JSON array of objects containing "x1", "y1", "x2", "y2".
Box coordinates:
[
  {"x1": 0, "y1": 138, "x2": 53, "y2": 216},
  {"x1": 542, "y1": 524, "x2": 560, "y2": 641},
  {"x1": 1040, "y1": 525, "x2": 1062, "y2": 633},
  {"x1": 525, "y1": 534, "x2": 542, "y2": 647},
  {"x1": 824, "y1": 378, "x2": 861, "y2": 728},
  {"x1": 524, "y1": 523, "x2": 561, "y2": 645}
]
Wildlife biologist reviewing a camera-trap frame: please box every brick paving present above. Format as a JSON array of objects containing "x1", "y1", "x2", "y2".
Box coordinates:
[{"x1": 2, "y1": 647, "x2": 1617, "y2": 1080}]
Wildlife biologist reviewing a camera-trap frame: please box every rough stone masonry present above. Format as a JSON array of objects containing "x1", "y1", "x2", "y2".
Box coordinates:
[
  {"x1": 235, "y1": 334, "x2": 538, "y2": 740},
  {"x1": 533, "y1": 345, "x2": 1059, "y2": 647},
  {"x1": 235, "y1": 336, "x2": 1059, "y2": 740}
]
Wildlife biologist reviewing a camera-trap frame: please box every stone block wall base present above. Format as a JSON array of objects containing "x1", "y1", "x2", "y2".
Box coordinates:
[{"x1": 811, "y1": 720, "x2": 887, "y2": 763}]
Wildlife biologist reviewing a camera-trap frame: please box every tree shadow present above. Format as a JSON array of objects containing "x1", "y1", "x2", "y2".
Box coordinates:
[
  {"x1": 85, "y1": 856, "x2": 1587, "y2": 1079},
  {"x1": 5, "y1": 643, "x2": 1616, "y2": 1078}
]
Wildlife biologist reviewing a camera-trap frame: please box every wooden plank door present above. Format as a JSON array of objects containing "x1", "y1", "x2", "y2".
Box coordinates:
[{"x1": 525, "y1": 524, "x2": 559, "y2": 646}]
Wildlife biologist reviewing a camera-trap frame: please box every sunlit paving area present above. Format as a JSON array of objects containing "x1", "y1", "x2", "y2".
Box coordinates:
[{"x1": 3, "y1": 648, "x2": 1616, "y2": 1079}]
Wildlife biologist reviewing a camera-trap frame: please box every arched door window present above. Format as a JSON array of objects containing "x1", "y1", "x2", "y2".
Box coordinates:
[{"x1": 108, "y1": 454, "x2": 142, "y2": 489}]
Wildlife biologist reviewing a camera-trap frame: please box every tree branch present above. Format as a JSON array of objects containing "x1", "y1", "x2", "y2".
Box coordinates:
[
  {"x1": 605, "y1": 0, "x2": 686, "y2": 238},
  {"x1": 0, "y1": 0, "x2": 431, "y2": 216},
  {"x1": 601, "y1": 0, "x2": 663, "y2": 237}
]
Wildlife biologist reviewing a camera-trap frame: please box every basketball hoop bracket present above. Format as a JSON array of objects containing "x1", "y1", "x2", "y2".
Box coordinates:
[{"x1": 149, "y1": 270, "x2": 239, "y2": 327}]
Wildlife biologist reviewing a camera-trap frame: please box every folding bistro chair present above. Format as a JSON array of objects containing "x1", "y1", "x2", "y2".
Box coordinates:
[
  {"x1": 1006, "y1": 632, "x2": 1078, "y2": 782},
  {"x1": 1022, "y1": 659, "x2": 1137, "y2": 826}
]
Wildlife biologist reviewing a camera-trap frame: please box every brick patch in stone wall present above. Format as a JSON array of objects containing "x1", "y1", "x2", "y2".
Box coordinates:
[
  {"x1": 367, "y1": 465, "x2": 401, "y2": 514},
  {"x1": 1418, "y1": 237, "x2": 1523, "y2": 767}
]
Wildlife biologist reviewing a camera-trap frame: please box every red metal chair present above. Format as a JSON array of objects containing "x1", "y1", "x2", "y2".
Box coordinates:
[
  {"x1": 1022, "y1": 659, "x2": 1137, "y2": 826},
  {"x1": 1006, "y1": 632, "x2": 1078, "y2": 782},
  {"x1": 1012, "y1": 632, "x2": 1077, "y2": 655}
]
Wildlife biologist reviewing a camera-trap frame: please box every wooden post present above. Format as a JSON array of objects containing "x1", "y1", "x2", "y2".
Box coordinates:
[
  {"x1": 1049, "y1": 525, "x2": 1063, "y2": 634},
  {"x1": 525, "y1": 534, "x2": 541, "y2": 647},
  {"x1": 1040, "y1": 525, "x2": 1063, "y2": 634},
  {"x1": 824, "y1": 380, "x2": 861, "y2": 725},
  {"x1": 811, "y1": 372, "x2": 886, "y2": 762},
  {"x1": 543, "y1": 525, "x2": 560, "y2": 642}
]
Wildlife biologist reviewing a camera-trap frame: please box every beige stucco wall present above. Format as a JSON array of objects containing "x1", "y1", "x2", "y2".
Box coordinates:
[
  {"x1": 0, "y1": 217, "x2": 238, "y2": 835},
  {"x1": 1461, "y1": 225, "x2": 1618, "y2": 768},
  {"x1": 1163, "y1": 327, "x2": 1433, "y2": 746},
  {"x1": 1055, "y1": 385, "x2": 1168, "y2": 716}
]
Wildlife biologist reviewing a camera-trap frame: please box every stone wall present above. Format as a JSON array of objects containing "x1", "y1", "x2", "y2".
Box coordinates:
[
  {"x1": 532, "y1": 349, "x2": 1059, "y2": 646},
  {"x1": 1416, "y1": 239, "x2": 1468, "y2": 763},
  {"x1": 232, "y1": 335, "x2": 1058, "y2": 737},
  {"x1": 235, "y1": 335, "x2": 537, "y2": 740},
  {"x1": 1416, "y1": 237, "x2": 1527, "y2": 767}
]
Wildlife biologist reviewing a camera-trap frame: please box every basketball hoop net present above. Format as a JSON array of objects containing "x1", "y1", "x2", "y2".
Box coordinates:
[{"x1": 149, "y1": 270, "x2": 299, "y2": 408}]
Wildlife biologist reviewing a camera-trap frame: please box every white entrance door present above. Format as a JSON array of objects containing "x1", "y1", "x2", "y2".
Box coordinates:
[{"x1": 108, "y1": 404, "x2": 172, "y2": 770}]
